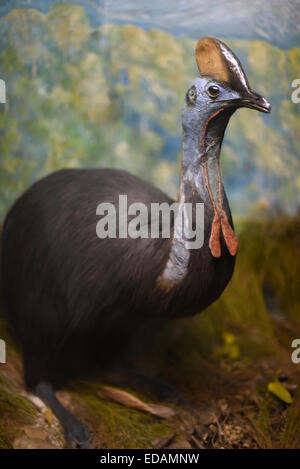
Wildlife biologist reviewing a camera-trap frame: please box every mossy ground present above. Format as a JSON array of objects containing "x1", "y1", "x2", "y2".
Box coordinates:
[
  {"x1": 0, "y1": 361, "x2": 37, "y2": 448},
  {"x1": 0, "y1": 214, "x2": 299, "y2": 449}
]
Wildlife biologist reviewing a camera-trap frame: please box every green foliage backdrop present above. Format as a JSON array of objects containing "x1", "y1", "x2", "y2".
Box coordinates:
[{"x1": 0, "y1": 3, "x2": 299, "y2": 219}]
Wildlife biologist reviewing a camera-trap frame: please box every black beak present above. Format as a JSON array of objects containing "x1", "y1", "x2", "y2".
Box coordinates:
[
  {"x1": 237, "y1": 89, "x2": 271, "y2": 114},
  {"x1": 219, "y1": 89, "x2": 271, "y2": 114}
]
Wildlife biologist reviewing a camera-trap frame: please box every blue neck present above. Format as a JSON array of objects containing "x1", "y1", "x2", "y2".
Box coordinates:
[{"x1": 158, "y1": 109, "x2": 233, "y2": 289}]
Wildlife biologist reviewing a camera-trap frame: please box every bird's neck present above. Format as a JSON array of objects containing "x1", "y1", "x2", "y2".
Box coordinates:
[
  {"x1": 181, "y1": 109, "x2": 227, "y2": 208},
  {"x1": 158, "y1": 109, "x2": 238, "y2": 289}
]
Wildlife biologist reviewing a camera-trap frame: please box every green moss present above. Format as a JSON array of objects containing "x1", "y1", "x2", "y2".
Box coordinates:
[
  {"x1": 0, "y1": 374, "x2": 37, "y2": 448},
  {"x1": 0, "y1": 427, "x2": 12, "y2": 449},
  {"x1": 280, "y1": 391, "x2": 300, "y2": 449},
  {"x1": 0, "y1": 386, "x2": 35, "y2": 416},
  {"x1": 68, "y1": 381, "x2": 175, "y2": 449}
]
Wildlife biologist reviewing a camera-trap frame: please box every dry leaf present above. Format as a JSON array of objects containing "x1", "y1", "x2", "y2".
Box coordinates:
[
  {"x1": 23, "y1": 426, "x2": 48, "y2": 441},
  {"x1": 168, "y1": 438, "x2": 192, "y2": 449},
  {"x1": 22, "y1": 393, "x2": 47, "y2": 413},
  {"x1": 215, "y1": 332, "x2": 240, "y2": 359},
  {"x1": 43, "y1": 408, "x2": 54, "y2": 425},
  {"x1": 218, "y1": 398, "x2": 229, "y2": 413},
  {"x1": 152, "y1": 433, "x2": 176, "y2": 449},
  {"x1": 194, "y1": 423, "x2": 208, "y2": 439},
  {"x1": 197, "y1": 410, "x2": 218, "y2": 426},
  {"x1": 97, "y1": 386, "x2": 176, "y2": 419},
  {"x1": 189, "y1": 434, "x2": 205, "y2": 449},
  {"x1": 267, "y1": 380, "x2": 293, "y2": 404},
  {"x1": 13, "y1": 436, "x2": 56, "y2": 449},
  {"x1": 209, "y1": 424, "x2": 217, "y2": 432}
]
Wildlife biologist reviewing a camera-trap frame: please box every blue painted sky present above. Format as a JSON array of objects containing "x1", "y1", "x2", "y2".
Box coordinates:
[{"x1": 0, "y1": 0, "x2": 299, "y2": 48}]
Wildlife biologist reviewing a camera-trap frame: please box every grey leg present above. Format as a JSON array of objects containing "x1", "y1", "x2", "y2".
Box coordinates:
[{"x1": 35, "y1": 381, "x2": 92, "y2": 449}]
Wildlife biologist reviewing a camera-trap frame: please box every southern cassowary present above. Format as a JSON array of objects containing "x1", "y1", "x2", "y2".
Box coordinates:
[{"x1": 1, "y1": 37, "x2": 270, "y2": 447}]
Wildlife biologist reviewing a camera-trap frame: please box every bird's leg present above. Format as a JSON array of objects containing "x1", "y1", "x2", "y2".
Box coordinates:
[{"x1": 35, "y1": 381, "x2": 92, "y2": 449}]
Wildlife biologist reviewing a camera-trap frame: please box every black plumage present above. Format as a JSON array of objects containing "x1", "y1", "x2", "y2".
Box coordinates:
[{"x1": 2, "y1": 168, "x2": 234, "y2": 386}]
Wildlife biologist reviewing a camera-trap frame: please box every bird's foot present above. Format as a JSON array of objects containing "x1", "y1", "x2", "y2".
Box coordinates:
[
  {"x1": 34, "y1": 381, "x2": 93, "y2": 449},
  {"x1": 64, "y1": 419, "x2": 93, "y2": 449}
]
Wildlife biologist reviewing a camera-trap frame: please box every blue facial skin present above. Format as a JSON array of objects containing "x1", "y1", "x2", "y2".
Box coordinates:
[
  {"x1": 180, "y1": 77, "x2": 238, "y2": 183},
  {"x1": 181, "y1": 76, "x2": 271, "y2": 176},
  {"x1": 181, "y1": 77, "x2": 239, "y2": 140},
  {"x1": 182, "y1": 76, "x2": 270, "y2": 136}
]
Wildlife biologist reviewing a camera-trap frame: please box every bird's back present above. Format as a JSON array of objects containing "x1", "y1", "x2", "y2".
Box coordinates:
[{"x1": 1, "y1": 168, "x2": 174, "y2": 385}]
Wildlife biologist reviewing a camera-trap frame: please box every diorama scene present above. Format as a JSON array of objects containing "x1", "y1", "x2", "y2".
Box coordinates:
[{"x1": 0, "y1": 0, "x2": 299, "y2": 450}]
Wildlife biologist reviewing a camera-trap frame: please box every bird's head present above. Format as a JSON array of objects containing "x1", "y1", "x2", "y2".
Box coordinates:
[{"x1": 182, "y1": 37, "x2": 270, "y2": 133}]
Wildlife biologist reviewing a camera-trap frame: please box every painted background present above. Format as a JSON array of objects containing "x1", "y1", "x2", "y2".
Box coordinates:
[
  {"x1": 1, "y1": 2, "x2": 300, "y2": 450},
  {"x1": 0, "y1": 0, "x2": 299, "y2": 220}
]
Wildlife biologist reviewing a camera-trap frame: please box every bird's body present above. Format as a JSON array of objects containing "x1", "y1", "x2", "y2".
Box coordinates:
[
  {"x1": 1, "y1": 37, "x2": 270, "y2": 447},
  {"x1": 2, "y1": 167, "x2": 234, "y2": 389}
]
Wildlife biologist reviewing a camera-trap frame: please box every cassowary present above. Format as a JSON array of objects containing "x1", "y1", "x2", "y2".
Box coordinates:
[{"x1": 1, "y1": 37, "x2": 270, "y2": 447}]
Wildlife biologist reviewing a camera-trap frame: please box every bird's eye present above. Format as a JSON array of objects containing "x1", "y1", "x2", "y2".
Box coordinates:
[
  {"x1": 207, "y1": 85, "x2": 220, "y2": 99},
  {"x1": 186, "y1": 86, "x2": 197, "y2": 104}
]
